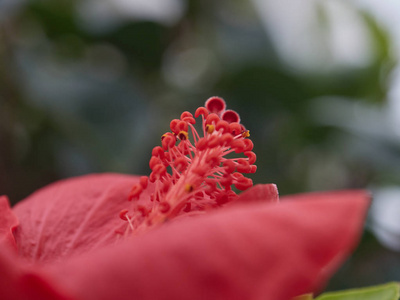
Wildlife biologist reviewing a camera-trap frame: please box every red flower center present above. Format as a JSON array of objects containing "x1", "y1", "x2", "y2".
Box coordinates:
[{"x1": 120, "y1": 97, "x2": 257, "y2": 234}]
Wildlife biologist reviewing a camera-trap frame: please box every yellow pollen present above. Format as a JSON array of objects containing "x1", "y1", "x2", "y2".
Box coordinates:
[
  {"x1": 178, "y1": 131, "x2": 189, "y2": 140},
  {"x1": 242, "y1": 130, "x2": 250, "y2": 138},
  {"x1": 185, "y1": 183, "x2": 194, "y2": 193},
  {"x1": 206, "y1": 124, "x2": 215, "y2": 134}
]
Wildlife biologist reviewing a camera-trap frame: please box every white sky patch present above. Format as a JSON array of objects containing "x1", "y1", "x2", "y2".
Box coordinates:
[
  {"x1": 251, "y1": 0, "x2": 372, "y2": 72},
  {"x1": 371, "y1": 187, "x2": 400, "y2": 251},
  {"x1": 252, "y1": 0, "x2": 400, "y2": 139},
  {"x1": 77, "y1": 0, "x2": 185, "y2": 33},
  {"x1": 351, "y1": 0, "x2": 400, "y2": 136}
]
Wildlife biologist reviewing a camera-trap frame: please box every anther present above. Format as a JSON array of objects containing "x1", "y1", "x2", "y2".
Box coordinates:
[
  {"x1": 185, "y1": 183, "x2": 194, "y2": 193},
  {"x1": 137, "y1": 205, "x2": 149, "y2": 217},
  {"x1": 193, "y1": 165, "x2": 208, "y2": 176},
  {"x1": 220, "y1": 133, "x2": 234, "y2": 146},
  {"x1": 205, "y1": 113, "x2": 220, "y2": 126},
  {"x1": 229, "y1": 122, "x2": 242, "y2": 136},
  {"x1": 232, "y1": 172, "x2": 244, "y2": 180},
  {"x1": 174, "y1": 157, "x2": 188, "y2": 172},
  {"x1": 205, "y1": 124, "x2": 215, "y2": 134},
  {"x1": 149, "y1": 156, "x2": 162, "y2": 170},
  {"x1": 152, "y1": 164, "x2": 167, "y2": 178},
  {"x1": 243, "y1": 139, "x2": 254, "y2": 151},
  {"x1": 195, "y1": 107, "x2": 209, "y2": 118},
  {"x1": 140, "y1": 176, "x2": 148, "y2": 189},
  {"x1": 180, "y1": 111, "x2": 193, "y2": 120},
  {"x1": 170, "y1": 119, "x2": 180, "y2": 134},
  {"x1": 161, "y1": 133, "x2": 176, "y2": 150},
  {"x1": 178, "y1": 131, "x2": 189, "y2": 140},
  {"x1": 159, "y1": 202, "x2": 171, "y2": 213},
  {"x1": 216, "y1": 120, "x2": 230, "y2": 133},
  {"x1": 182, "y1": 116, "x2": 195, "y2": 124},
  {"x1": 236, "y1": 159, "x2": 252, "y2": 173},
  {"x1": 231, "y1": 139, "x2": 245, "y2": 153},
  {"x1": 180, "y1": 112, "x2": 196, "y2": 124},
  {"x1": 242, "y1": 130, "x2": 250, "y2": 138},
  {"x1": 205, "y1": 178, "x2": 217, "y2": 192},
  {"x1": 207, "y1": 134, "x2": 220, "y2": 148},
  {"x1": 176, "y1": 120, "x2": 189, "y2": 133},
  {"x1": 152, "y1": 146, "x2": 165, "y2": 159},
  {"x1": 162, "y1": 180, "x2": 172, "y2": 193},
  {"x1": 205, "y1": 151, "x2": 220, "y2": 167},
  {"x1": 195, "y1": 137, "x2": 208, "y2": 150},
  {"x1": 183, "y1": 203, "x2": 191, "y2": 212},
  {"x1": 223, "y1": 160, "x2": 236, "y2": 173},
  {"x1": 244, "y1": 151, "x2": 257, "y2": 164},
  {"x1": 234, "y1": 177, "x2": 253, "y2": 191},
  {"x1": 128, "y1": 184, "x2": 143, "y2": 201},
  {"x1": 220, "y1": 174, "x2": 233, "y2": 188},
  {"x1": 119, "y1": 209, "x2": 129, "y2": 221},
  {"x1": 149, "y1": 172, "x2": 157, "y2": 183}
]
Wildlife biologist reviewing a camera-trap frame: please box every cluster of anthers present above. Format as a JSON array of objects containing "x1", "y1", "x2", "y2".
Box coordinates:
[{"x1": 119, "y1": 97, "x2": 256, "y2": 234}]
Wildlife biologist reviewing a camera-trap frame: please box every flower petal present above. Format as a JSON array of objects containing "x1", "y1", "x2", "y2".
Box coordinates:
[
  {"x1": 235, "y1": 183, "x2": 279, "y2": 204},
  {"x1": 0, "y1": 243, "x2": 24, "y2": 299},
  {"x1": 0, "y1": 196, "x2": 19, "y2": 250},
  {"x1": 0, "y1": 246, "x2": 71, "y2": 300},
  {"x1": 13, "y1": 173, "x2": 150, "y2": 264},
  {"x1": 46, "y1": 191, "x2": 369, "y2": 300}
]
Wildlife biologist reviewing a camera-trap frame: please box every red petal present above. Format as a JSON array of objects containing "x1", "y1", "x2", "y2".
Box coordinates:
[
  {"x1": 0, "y1": 196, "x2": 19, "y2": 250},
  {"x1": 0, "y1": 246, "x2": 71, "y2": 300},
  {"x1": 235, "y1": 183, "x2": 279, "y2": 204},
  {"x1": 13, "y1": 173, "x2": 150, "y2": 264},
  {"x1": 0, "y1": 244, "x2": 24, "y2": 299},
  {"x1": 46, "y1": 191, "x2": 369, "y2": 300}
]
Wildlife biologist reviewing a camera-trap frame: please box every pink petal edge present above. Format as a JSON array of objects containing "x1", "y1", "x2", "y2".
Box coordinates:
[{"x1": 235, "y1": 183, "x2": 279, "y2": 204}]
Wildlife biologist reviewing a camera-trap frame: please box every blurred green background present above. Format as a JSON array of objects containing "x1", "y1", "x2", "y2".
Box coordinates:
[{"x1": 1, "y1": 0, "x2": 400, "y2": 292}]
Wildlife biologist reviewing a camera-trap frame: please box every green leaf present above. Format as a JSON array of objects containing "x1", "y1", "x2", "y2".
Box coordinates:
[{"x1": 315, "y1": 282, "x2": 399, "y2": 300}]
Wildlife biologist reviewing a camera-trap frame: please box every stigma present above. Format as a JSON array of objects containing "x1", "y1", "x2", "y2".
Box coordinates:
[{"x1": 120, "y1": 97, "x2": 257, "y2": 234}]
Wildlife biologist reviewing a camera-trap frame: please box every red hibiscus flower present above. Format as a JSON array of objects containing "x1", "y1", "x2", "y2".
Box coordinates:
[{"x1": 0, "y1": 97, "x2": 369, "y2": 300}]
